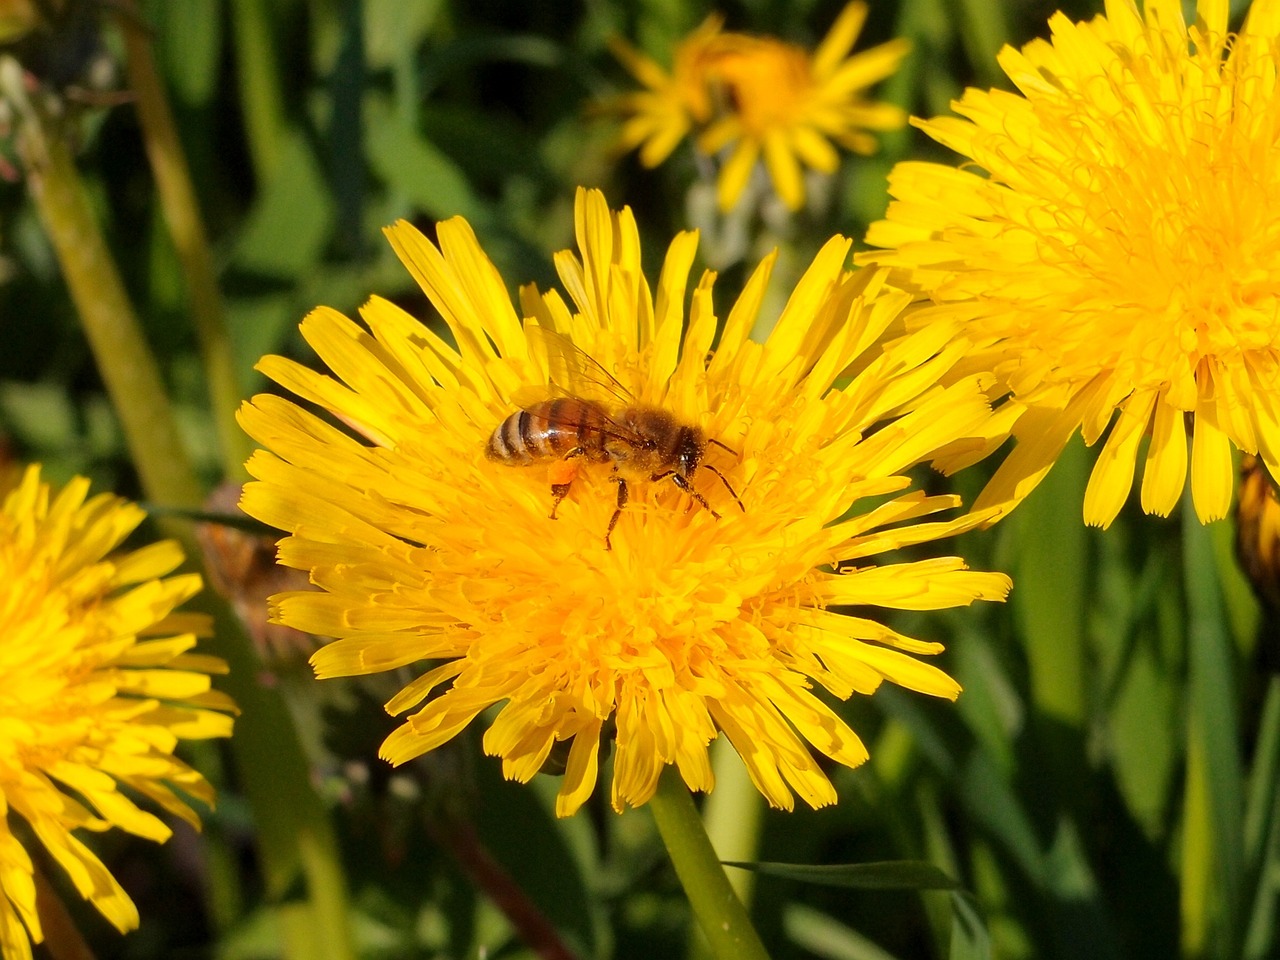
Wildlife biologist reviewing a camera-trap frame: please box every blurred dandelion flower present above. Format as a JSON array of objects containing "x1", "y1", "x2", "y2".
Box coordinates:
[
  {"x1": 606, "y1": 16, "x2": 726, "y2": 170},
  {"x1": 238, "y1": 187, "x2": 1010, "y2": 817},
  {"x1": 0, "y1": 466, "x2": 235, "y2": 959},
  {"x1": 1237, "y1": 454, "x2": 1280, "y2": 610},
  {"x1": 607, "y1": 2, "x2": 909, "y2": 212},
  {"x1": 862, "y1": 0, "x2": 1280, "y2": 526}
]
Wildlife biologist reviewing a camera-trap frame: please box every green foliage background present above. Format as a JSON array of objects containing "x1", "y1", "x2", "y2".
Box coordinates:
[{"x1": 0, "y1": 0, "x2": 1275, "y2": 958}]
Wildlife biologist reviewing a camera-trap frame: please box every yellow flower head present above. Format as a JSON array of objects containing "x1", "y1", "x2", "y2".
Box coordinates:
[
  {"x1": 862, "y1": 0, "x2": 1280, "y2": 527},
  {"x1": 607, "y1": 16, "x2": 726, "y2": 169},
  {"x1": 0, "y1": 466, "x2": 235, "y2": 960},
  {"x1": 606, "y1": 3, "x2": 909, "y2": 212},
  {"x1": 238, "y1": 187, "x2": 1010, "y2": 817}
]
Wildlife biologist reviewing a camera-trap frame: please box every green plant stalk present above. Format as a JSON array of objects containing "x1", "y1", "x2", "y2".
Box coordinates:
[
  {"x1": 1181, "y1": 726, "x2": 1213, "y2": 957},
  {"x1": 649, "y1": 768, "x2": 772, "y2": 960},
  {"x1": 1011, "y1": 437, "x2": 1088, "y2": 728},
  {"x1": 198, "y1": 598, "x2": 355, "y2": 960},
  {"x1": 28, "y1": 133, "x2": 204, "y2": 508},
  {"x1": 942, "y1": 0, "x2": 1010, "y2": 88},
  {"x1": 1243, "y1": 677, "x2": 1280, "y2": 959},
  {"x1": 199, "y1": 801, "x2": 245, "y2": 932},
  {"x1": 230, "y1": 0, "x2": 286, "y2": 183},
  {"x1": 700, "y1": 738, "x2": 764, "y2": 906},
  {"x1": 115, "y1": 0, "x2": 252, "y2": 476},
  {"x1": 691, "y1": 740, "x2": 765, "y2": 960},
  {"x1": 1181, "y1": 506, "x2": 1244, "y2": 960},
  {"x1": 1244, "y1": 676, "x2": 1280, "y2": 869},
  {"x1": 27, "y1": 126, "x2": 355, "y2": 960}
]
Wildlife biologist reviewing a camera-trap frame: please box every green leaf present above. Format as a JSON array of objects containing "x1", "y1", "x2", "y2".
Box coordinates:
[
  {"x1": 783, "y1": 904, "x2": 905, "y2": 960},
  {"x1": 1211, "y1": 516, "x2": 1261, "y2": 655},
  {"x1": 951, "y1": 626, "x2": 1022, "y2": 775},
  {"x1": 1006, "y1": 435, "x2": 1090, "y2": 729},
  {"x1": 226, "y1": 294, "x2": 299, "y2": 393},
  {"x1": 722, "y1": 860, "x2": 961, "y2": 891},
  {"x1": 364, "y1": 0, "x2": 444, "y2": 70},
  {"x1": 1243, "y1": 678, "x2": 1280, "y2": 959},
  {"x1": 230, "y1": 133, "x2": 336, "y2": 278},
  {"x1": 941, "y1": 0, "x2": 1010, "y2": 87},
  {"x1": 1094, "y1": 521, "x2": 1181, "y2": 838},
  {"x1": 1182, "y1": 506, "x2": 1245, "y2": 958},
  {"x1": 364, "y1": 97, "x2": 487, "y2": 225},
  {"x1": 152, "y1": 0, "x2": 225, "y2": 106},
  {"x1": 417, "y1": 35, "x2": 563, "y2": 94},
  {"x1": 957, "y1": 751, "x2": 1044, "y2": 884},
  {"x1": 949, "y1": 893, "x2": 992, "y2": 960},
  {"x1": 472, "y1": 768, "x2": 601, "y2": 959},
  {"x1": 0, "y1": 381, "x2": 75, "y2": 450},
  {"x1": 1105, "y1": 625, "x2": 1180, "y2": 837}
]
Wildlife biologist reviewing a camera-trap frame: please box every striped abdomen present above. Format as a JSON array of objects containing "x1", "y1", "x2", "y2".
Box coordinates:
[{"x1": 486, "y1": 399, "x2": 612, "y2": 465}]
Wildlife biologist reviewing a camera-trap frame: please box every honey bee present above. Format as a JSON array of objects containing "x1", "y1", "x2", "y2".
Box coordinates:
[{"x1": 485, "y1": 328, "x2": 743, "y2": 549}]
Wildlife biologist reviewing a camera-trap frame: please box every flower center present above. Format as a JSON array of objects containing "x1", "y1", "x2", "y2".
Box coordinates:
[{"x1": 708, "y1": 40, "x2": 811, "y2": 133}]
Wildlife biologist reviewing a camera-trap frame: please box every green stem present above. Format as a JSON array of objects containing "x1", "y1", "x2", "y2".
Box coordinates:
[
  {"x1": 114, "y1": 0, "x2": 252, "y2": 476},
  {"x1": 1012, "y1": 437, "x2": 1088, "y2": 729},
  {"x1": 1181, "y1": 505, "x2": 1244, "y2": 959},
  {"x1": 27, "y1": 131, "x2": 203, "y2": 508},
  {"x1": 23, "y1": 104, "x2": 356, "y2": 960},
  {"x1": 649, "y1": 767, "x2": 771, "y2": 960},
  {"x1": 943, "y1": 0, "x2": 1010, "y2": 88},
  {"x1": 1243, "y1": 677, "x2": 1280, "y2": 959},
  {"x1": 199, "y1": 598, "x2": 357, "y2": 960},
  {"x1": 692, "y1": 741, "x2": 765, "y2": 960},
  {"x1": 700, "y1": 738, "x2": 764, "y2": 907},
  {"x1": 229, "y1": 0, "x2": 286, "y2": 184}
]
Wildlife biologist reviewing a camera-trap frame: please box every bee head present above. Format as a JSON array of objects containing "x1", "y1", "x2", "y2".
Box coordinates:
[{"x1": 674, "y1": 427, "x2": 703, "y2": 478}]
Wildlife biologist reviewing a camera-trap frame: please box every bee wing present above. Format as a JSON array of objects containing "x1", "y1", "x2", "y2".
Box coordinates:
[
  {"x1": 526, "y1": 325, "x2": 638, "y2": 407},
  {"x1": 509, "y1": 382, "x2": 561, "y2": 408},
  {"x1": 504, "y1": 327, "x2": 648, "y2": 446},
  {"x1": 504, "y1": 390, "x2": 648, "y2": 447}
]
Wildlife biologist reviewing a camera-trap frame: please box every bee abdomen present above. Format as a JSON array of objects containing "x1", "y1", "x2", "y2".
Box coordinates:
[
  {"x1": 486, "y1": 410, "x2": 532, "y2": 463},
  {"x1": 486, "y1": 399, "x2": 606, "y2": 464}
]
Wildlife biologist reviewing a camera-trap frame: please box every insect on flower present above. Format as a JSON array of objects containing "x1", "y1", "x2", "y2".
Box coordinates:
[{"x1": 485, "y1": 327, "x2": 744, "y2": 549}]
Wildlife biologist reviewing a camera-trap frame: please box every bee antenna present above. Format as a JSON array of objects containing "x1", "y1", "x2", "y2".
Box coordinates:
[
  {"x1": 708, "y1": 438, "x2": 738, "y2": 456},
  {"x1": 701, "y1": 464, "x2": 745, "y2": 512}
]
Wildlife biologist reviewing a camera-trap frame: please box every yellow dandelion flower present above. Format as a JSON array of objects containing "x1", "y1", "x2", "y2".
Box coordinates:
[
  {"x1": 238, "y1": 187, "x2": 1011, "y2": 817},
  {"x1": 0, "y1": 466, "x2": 235, "y2": 960},
  {"x1": 697, "y1": 3, "x2": 910, "y2": 212},
  {"x1": 607, "y1": 3, "x2": 909, "y2": 212},
  {"x1": 606, "y1": 16, "x2": 727, "y2": 168},
  {"x1": 862, "y1": 0, "x2": 1280, "y2": 527}
]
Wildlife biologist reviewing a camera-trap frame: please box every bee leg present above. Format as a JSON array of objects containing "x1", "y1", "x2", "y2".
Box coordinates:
[
  {"x1": 658, "y1": 471, "x2": 720, "y2": 519},
  {"x1": 604, "y1": 474, "x2": 628, "y2": 551},
  {"x1": 547, "y1": 451, "x2": 585, "y2": 519},
  {"x1": 549, "y1": 483, "x2": 571, "y2": 519},
  {"x1": 701, "y1": 463, "x2": 745, "y2": 512}
]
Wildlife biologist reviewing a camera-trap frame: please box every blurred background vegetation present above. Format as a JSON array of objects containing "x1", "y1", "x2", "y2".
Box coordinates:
[{"x1": 1, "y1": 0, "x2": 1276, "y2": 958}]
